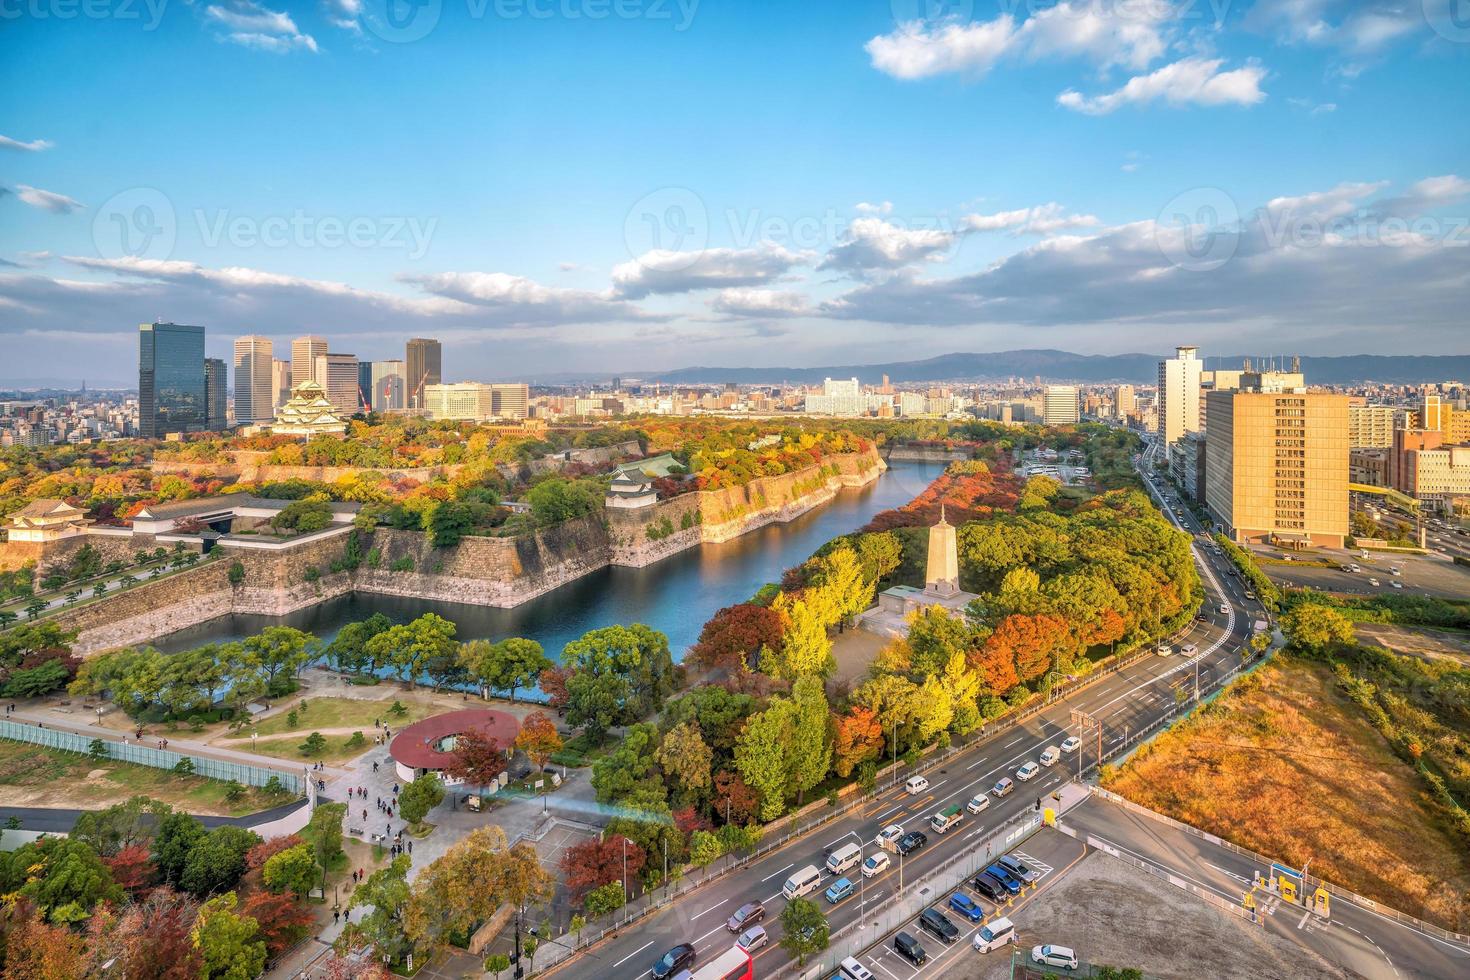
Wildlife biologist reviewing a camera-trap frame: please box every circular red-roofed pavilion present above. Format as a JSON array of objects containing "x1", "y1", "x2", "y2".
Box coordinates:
[{"x1": 388, "y1": 708, "x2": 520, "y2": 783}]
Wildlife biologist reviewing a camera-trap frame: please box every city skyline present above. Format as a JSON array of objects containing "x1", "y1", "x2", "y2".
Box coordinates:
[{"x1": 2, "y1": 3, "x2": 1468, "y2": 380}]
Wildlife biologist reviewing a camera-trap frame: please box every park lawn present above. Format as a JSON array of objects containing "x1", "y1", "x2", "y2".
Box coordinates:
[
  {"x1": 248, "y1": 732, "x2": 377, "y2": 766},
  {"x1": 0, "y1": 740, "x2": 293, "y2": 817},
  {"x1": 220, "y1": 694, "x2": 438, "y2": 740},
  {"x1": 1104, "y1": 656, "x2": 1470, "y2": 932}
]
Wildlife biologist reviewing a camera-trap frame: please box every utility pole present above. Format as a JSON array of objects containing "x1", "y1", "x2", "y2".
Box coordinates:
[{"x1": 1071, "y1": 707, "x2": 1100, "y2": 778}]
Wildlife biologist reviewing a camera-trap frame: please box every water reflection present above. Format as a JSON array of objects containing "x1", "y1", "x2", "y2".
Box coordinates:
[{"x1": 155, "y1": 461, "x2": 943, "y2": 661}]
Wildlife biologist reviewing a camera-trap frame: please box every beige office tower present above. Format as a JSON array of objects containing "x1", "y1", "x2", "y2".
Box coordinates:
[
  {"x1": 1114, "y1": 384, "x2": 1136, "y2": 420},
  {"x1": 491, "y1": 383, "x2": 530, "y2": 420},
  {"x1": 314, "y1": 353, "x2": 361, "y2": 416},
  {"x1": 291, "y1": 335, "x2": 328, "y2": 387},
  {"x1": 231, "y1": 335, "x2": 274, "y2": 426},
  {"x1": 1157, "y1": 345, "x2": 1203, "y2": 447},
  {"x1": 1043, "y1": 385, "x2": 1079, "y2": 425},
  {"x1": 1205, "y1": 380, "x2": 1349, "y2": 548},
  {"x1": 271, "y1": 359, "x2": 292, "y2": 413}
]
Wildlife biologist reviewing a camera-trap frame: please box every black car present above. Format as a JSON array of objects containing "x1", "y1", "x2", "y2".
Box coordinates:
[
  {"x1": 650, "y1": 943, "x2": 695, "y2": 979},
  {"x1": 896, "y1": 831, "x2": 928, "y2": 856},
  {"x1": 894, "y1": 931, "x2": 928, "y2": 965},
  {"x1": 918, "y1": 907, "x2": 959, "y2": 943},
  {"x1": 971, "y1": 871, "x2": 1008, "y2": 902}
]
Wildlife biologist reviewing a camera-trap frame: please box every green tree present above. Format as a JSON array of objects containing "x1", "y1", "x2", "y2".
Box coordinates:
[
  {"x1": 180, "y1": 825, "x2": 260, "y2": 897},
  {"x1": 460, "y1": 636, "x2": 552, "y2": 702},
  {"x1": 906, "y1": 605, "x2": 973, "y2": 675},
  {"x1": 526, "y1": 477, "x2": 601, "y2": 525},
  {"x1": 398, "y1": 772, "x2": 445, "y2": 828},
  {"x1": 688, "y1": 830, "x2": 723, "y2": 868},
  {"x1": 299, "y1": 731, "x2": 327, "y2": 756},
  {"x1": 735, "y1": 697, "x2": 798, "y2": 821},
  {"x1": 366, "y1": 613, "x2": 457, "y2": 688},
  {"x1": 656, "y1": 721, "x2": 714, "y2": 804},
  {"x1": 0, "y1": 836, "x2": 124, "y2": 919},
  {"x1": 1283, "y1": 604, "x2": 1353, "y2": 655},
  {"x1": 262, "y1": 842, "x2": 320, "y2": 896},
  {"x1": 583, "y1": 880, "x2": 625, "y2": 916},
  {"x1": 562, "y1": 624, "x2": 676, "y2": 740},
  {"x1": 772, "y1": 593, "x2": 833, "y2": 679},
  {"x1": 591, "y1": 723, "x2": 661, "y2": 804},
  {"x1": 324, "y1": 612, "x2": 393, "y2": 674},
  {"x1": 349, "y1": 855, "x2": 415, "y2": 965},
  {"x1": 778, "y1": 896, "x2": 829, "y2": 965},
  {"x1": 192, "y1": 892, "x2": 267, "y2": 980},
  {"x1": 270, "y1": 498, "x2": 333, "y2": 533},
  {"x1": 152, "y1": 812, "x2": 207, "y2": 886},
  {"x1": 427, "y1": 500, "x2": 475, "y2": 547},
  {"x1": 789, "y1": 676, "x2": 833, "y2": 805}
]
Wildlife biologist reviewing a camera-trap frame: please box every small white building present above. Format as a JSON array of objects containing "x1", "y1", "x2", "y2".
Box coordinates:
[
  {"x1": 5, "y1": 499, "x2": 92, "y2": 542},
  {"x1": 604, "y1": 471, "x2": 657, "y2": 509}
]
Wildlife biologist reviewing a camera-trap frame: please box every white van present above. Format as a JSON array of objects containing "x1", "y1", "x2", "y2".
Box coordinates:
[
  {"x1": 904, "y1": 775, "x2": 930, "y2": 795},
  {"x1": 972, "y1": 915, "x2": 1016, "y2": 952},
  {"x1": 826, "y1": 842, "x2": 863, "y2": 876},
  {"x1": 1039, "y1": 745, "x2": 1061, "y2": 767},
  {"x1": 782, "y1": 864, "x2": 822, "y2": 900},
  {"x1": 839, "y1": 956, "x2": 877, "y2": 980}
]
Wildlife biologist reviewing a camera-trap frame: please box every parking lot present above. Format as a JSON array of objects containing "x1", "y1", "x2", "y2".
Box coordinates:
[{"x1": 1251, "y1": 547, "x2": 1470, "y2": 601}]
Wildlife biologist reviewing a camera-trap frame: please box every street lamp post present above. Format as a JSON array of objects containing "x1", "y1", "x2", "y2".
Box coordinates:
[{"x1": 621, "y1": 838, "x2": 628, "y2": 905}]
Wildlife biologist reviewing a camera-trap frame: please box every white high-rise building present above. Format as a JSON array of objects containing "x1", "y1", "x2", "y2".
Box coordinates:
[
  {"x1": 232, "y1": 336, "x2": 274, "y2": 426},
  {"x1": 314, "y1": 353, "x2": 361, "y2": 416},
  {"x1": 291, "y1": 335, "x2": 328, "y2": 388},
  {"x1": 1043, "y1": 385, "x2": 1079, "y2": 425},
  {"x1": 271, "y1": 359, "x2": 292, "y2": 413},
  {"x1": 370, "y1": 359, "x2": 406, "y2": 412},
  {"x1": 1158, "y1": 345, "x2": 1203, "y2": 447}
]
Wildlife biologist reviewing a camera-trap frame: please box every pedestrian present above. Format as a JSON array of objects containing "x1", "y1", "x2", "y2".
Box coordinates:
[
  {"x1": 407, "y1": 840, "x2": 412, "y2": 854},
  {"x1": 372, "y1": 761, "x2": 379, "y2": 772},
  {"x1": 333, "y1": 909, "x2": 340, "y2": 925},
  {"x1": 358, "y1": 867, "x2": 364, "y2": 881},
  {"x1": 362, "y1": 808, "x2": 367, "y2": 821}
]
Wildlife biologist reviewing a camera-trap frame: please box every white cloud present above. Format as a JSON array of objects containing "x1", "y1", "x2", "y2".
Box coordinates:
[
  {"x1": 962, "y1": 203, "x2": 1100, "y2": 235},
  {"x1": 1247, "y1": 0, "x2": 1423, "y2": 53},
  {"x1": 204, "y1": 1, "x2": 318, "y2": 53},
  {"x1": 1058, "y1": 57, "x2": 1267, "y2": 114},
  {"x1": 709, "y1": 288, "x2": 811, "y2": 318},
  {"x1": 611, "y1": 244, "x2": 810, "y2": 299},
  {"x1": 14, "y1": 185, "x2": 84, "y2": 214},
  {"x1": 0, "y1": 134, "x2": 53, "y2": 152},
  {"x1": 820, "y1": 217, "x2": 959, "y2": 273},
  {"x1": 322, "y1": 0, "x2": 363, "y2": 31},
  {"x1": 865, "y1": 3, "x2": 1178, "y2": 81},
  {"x1": 402, "y1": 271, "x2": 642, "y2": 323},
  {"x1": 865, "y1": 16, "x2": 1019, "y2": 80},
  {"x1": 855, "y1": 201, "x2": 893, "y2": 215}
]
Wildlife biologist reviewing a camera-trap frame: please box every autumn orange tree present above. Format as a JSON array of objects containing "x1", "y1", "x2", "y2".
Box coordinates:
[
  {"x1": 515, "y1": 711, "x2": 563, "y2": 770},
  {"x1": 832, "y1": 705, "x2": 885, "y2": 777}
]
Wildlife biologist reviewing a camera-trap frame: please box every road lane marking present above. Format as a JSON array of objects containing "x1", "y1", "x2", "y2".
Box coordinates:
[
  {"x1": 760, "y1": 863, "x2": 794, "y2": 883},
  {"x1": 691, "y1": 901, "x2": 726, "y2": 920},
  {"x1": 694, "y1": 923, "x2": 728, "y2": 945},
  {"x1": 611, "y1": 940, "x2": 655, "y2": 968}
]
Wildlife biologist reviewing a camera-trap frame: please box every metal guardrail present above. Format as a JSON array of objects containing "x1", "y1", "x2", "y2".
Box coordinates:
[
  {"x1": 0, "y1": 718, "x2": 302, "y2": 793},
  {"x1": 1086, "y1": 786, "x2": 1470, "y2": 947}
]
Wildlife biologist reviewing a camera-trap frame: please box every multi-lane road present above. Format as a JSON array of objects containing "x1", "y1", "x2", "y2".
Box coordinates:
[{"x1": 552, "y1": 464, "x2": 1260, "y2": 979}]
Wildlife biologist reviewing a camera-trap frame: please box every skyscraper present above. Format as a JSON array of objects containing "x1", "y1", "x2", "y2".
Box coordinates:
[
  {"x1": 406, "y1": 337, "x2": 442, "y2": 409},
  {"x1": 370, "y1": 359, "x2": 406, "y2": 412},
  {"x1": 138, "y1": 322, "x2": 206, "y2": 439},
  {"x1": 204, "y1": 357, "x2": 228, "y2": 431},
  {"x1": 491, "y1": 383, "x2": 530, "y2": 420},
  {"x1": 272, "y1": 359, "x2": 293, "y2": 413},
  {"x1": 291, "y1": 335, "x2": 328, "y2": 388},
  {"x1": 1043, "y1": 385, "x2": 1079, "y2": 425},
  {"x1": 1157, "y1": 345, "x2": 1203, "y2": 447},
  {"x1": 232, "y1": 335, "x2": 274, "y2": 426},
  {"x1": 314, "y1": 353, "x2": 361, "y2": 416}
]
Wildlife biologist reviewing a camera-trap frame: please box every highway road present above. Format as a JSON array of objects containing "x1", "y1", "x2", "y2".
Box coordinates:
[{"x1": 551, "y1": 462, "x2": 1258, "y2": 979}]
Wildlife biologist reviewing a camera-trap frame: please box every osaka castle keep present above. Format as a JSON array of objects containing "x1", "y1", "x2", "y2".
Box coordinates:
[{"x1": 859, "y1": 506, "x2": 978, "y2": 638}]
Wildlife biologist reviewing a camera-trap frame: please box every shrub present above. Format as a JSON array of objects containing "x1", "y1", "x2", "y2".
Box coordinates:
[
  {"x1": 299, "y1": 732, "x2": 327, "y2": 756},
  {"x1": 390, "y1": 556, "x2": 414, "y2": 572},
  {"x1": 228, "y1": 560, "x2": 245, "y2": 585}
]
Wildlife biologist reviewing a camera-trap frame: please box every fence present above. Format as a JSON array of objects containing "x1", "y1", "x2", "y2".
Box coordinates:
[
  {"x1": 1084, "y1": 786, "x2": 1470, "y2": 947},
  {"x1": 0, "y1": 719, "x2": 302, "y2": 794},
  {"x1": 773, "y1": 811, "x2": 1046, "y2": 978}
]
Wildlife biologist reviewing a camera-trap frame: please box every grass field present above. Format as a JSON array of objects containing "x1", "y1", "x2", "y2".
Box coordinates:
[
  {"x1": 1104, "y1": 656, "x2": 1470, "y2": 932},
  {"x1": 0, "y1": 740, "x2": 293, "y2": 817},
  {"x1": 247, "y1": 731, "x2": 382, "y2": 766},
  {"x1": 220, "y1": 695, "x2": 439, "y2": 740}
]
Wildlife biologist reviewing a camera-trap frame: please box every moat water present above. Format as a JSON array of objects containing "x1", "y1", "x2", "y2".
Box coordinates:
[{"x1": 155, "y1": 460, "x2": 944, "y2": 662}]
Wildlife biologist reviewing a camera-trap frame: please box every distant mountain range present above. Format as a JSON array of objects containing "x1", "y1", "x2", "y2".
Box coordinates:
[{"x1": 641, "y1": 350, "x2": 1470, "y2": 386}]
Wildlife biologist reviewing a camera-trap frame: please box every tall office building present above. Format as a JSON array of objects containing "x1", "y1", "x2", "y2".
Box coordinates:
[
  {"x1": 1348, "y1": 403, "x2": 1411, "y2": 449},
  {"x1": 291, "y1": 336, "x2": 328, "y2": 388},
  {"x1": 423, "y1": 382, "x2": 493, "y2": 420},
  {"x1": 272, "y1": 359, "x2": 293, "y2": 412},
  {"x1": 232, "y1": 335, "x2": 274, "y2": 426},
  {"x1": 491, "y1": 383, "x2": 530, "y2": 420},
  {"x1": 370, "y1": 359, "x2": 407, "y2": 412},
  {"x1": 1042, "y1": 385, "x2": 1079, "y2": 425},
  {"x1": 406, "y1": 338, "x2": 442, "y2": 409},
  {"x1": 358, "y1": 361, "x2": 375, "y2": 411},
  {"x1": 1114, "y1": 384, "x2": 1136, "y2": 420},
  {"x1": 1157, "y1": 345, "x2": 1203, "y2": 447},
  {"x1": 1204, "y1": 376, "x2": 1349, "y2": 547},
  {"x1": 138, "y1": 322, "x2": 206, "y2": 439},
  {"x1": 314, "y1": 353, "x2": 361, "y2": 416},
  {"x1": 204, "y1": 358, "x2": 228, "y2": 431}
]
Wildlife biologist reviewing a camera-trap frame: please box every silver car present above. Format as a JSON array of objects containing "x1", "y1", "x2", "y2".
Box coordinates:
[{"x1": 737, "y1": 924, "x2": 768, "y2": 952}]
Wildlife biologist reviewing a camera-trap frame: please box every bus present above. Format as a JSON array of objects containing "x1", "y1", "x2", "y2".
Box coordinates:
[{"x1": 691, "y1": 946, "x2": 754, "y2": 980}]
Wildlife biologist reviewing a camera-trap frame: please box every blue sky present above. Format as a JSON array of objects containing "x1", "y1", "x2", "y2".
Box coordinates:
[{"x1": 1, "y1": 0, "x2": 1468, "y2": 384}]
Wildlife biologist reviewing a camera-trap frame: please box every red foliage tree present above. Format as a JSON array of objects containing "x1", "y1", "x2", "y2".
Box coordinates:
[
  {"x1": 242, "y1": 891, "x2": 315, "y2": 956},
  {"x1": 104, "y1": 843, "x2": 156, "y2": 895},
  {"x1": 246, "y1": 834, "x2": 307, "y2": 872},
  {"x1": 711, "y1": 769, "x2": 760, "y2": 826},
  {"x1": 673, "y1": 806, "x2": 712, "y2": 838},
  {"x1": 109, "y1": 886, "x2": 203, "y2": 980},
  {"x1": 538, "y1": 666, "x2": 572, "y2": 713},
  {"x1": 1077, "y1": 607, "x2": 1127, "y2": 650},
  {"x1": 2, "y1": 900, "x2": 86, "y2": 978},
  {"x1": 969, "y1": 643, "x2": 1020, "y2": 695},
  {"x1": 441, "y1": 729, "x2": 508, "y2": 789},
  {"x1": 559, "y1": 834, "x2": 646, "y2": 899},
  {"x1": 832, "y1": 705, "x2": 885, "y2": 778},
  {"x1": 687, "y1": 603, "x2": 785, "y2": 675},
  {"x1": 983, "y1": 613, "x2": 1071, "y2": 683}
]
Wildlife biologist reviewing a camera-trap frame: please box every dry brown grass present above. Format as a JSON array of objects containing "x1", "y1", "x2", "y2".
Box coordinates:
[{"x1": 1105, "y1": 657, "x2": 1470, "y2": 931}]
